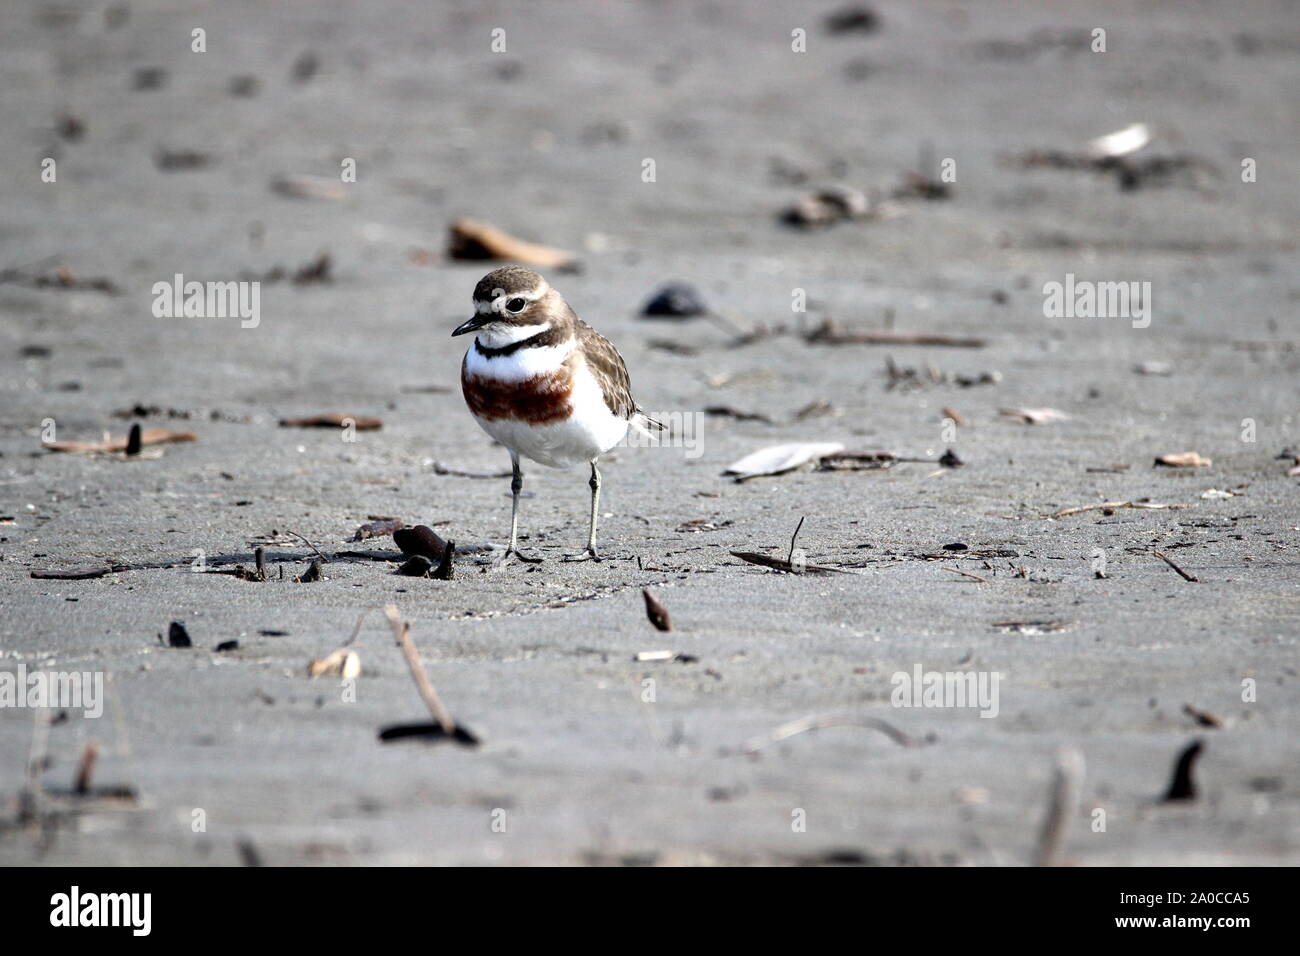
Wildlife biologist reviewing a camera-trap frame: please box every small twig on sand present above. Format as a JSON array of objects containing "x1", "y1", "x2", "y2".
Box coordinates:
[
  {"x1": 431, "y1": 461, "x2": 512, "y2": 479},
  {"x1": 432, "y1": 539, "x2": 455, "y2": 580},
  {"x1": 704, "y1": 309, "x2": 753, "y2": 339},
  {"x1": 284, "y1": 530, "x2": 330, "y2": 563},
  {"x1": 942, "y1": 566, "x2": 990, "y2": 583},
  {"x1": 1150, "y1": 548, "x2": 1199, "y2": 583},
  {"x1": 1183, "y1": 703, "x2": 1223, "y2": 729},
  {"x1": 384, "y1": 605, "x2": 455, "y2": 734},
  {"x1": 1163, "y1": 739, "x2": 1204, "y2": 801},
  {"x1": 237, "y1": 839, "x2": 264, "y2": 867},
  {"x1": 805, "y1": 319, "x2": 986, "y2": 349},
  {"x1": 342, "y1": 609, "x2": 374, "y2": 647},
  {"x1": 1049, "y1": 500, "x2": 1191, "y2": 519},
  {"x1": 29, "y1": 566, "x2": 116, "y2": 580},
  {"x1": 743, "y1": 713, "x2": 925, "y2": 755},
  {"x1": 1035, "y1": 747, "x2": 1085, "y2": 867},
  {"x1": 730, "y1": 551, "x2": 853, "y2": 575},
  {"x1": 788, "y1": 515, "x2": 806, "y2": 566},
  {"x1": 20, "y1": 709, "x2": 52, "y2": 823},
  {"x1": 74, "y1": 741, "x2": 99, "y2": 796}
]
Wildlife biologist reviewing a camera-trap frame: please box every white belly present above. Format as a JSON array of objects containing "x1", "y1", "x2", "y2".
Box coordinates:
[
  {"x1": 467, "y1": 344, "x2": 629, "y2": 468},
  {"x1": 477, "y1": 412, "x2": 628, "y2": 468}
]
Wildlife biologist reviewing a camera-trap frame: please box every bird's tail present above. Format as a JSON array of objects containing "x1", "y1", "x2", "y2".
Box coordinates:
[{"x1": 630, "y1": 409, "x2": 666, "y2": 437}]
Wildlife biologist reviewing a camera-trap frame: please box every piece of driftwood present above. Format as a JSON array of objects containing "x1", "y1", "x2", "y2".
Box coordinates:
[
  {"x1": 447, "y1": 217, "x2": 577, "y2": 269},
  {"x1": 378, "y1": 605, "x2": 479, "y2": 747},
  {"x1": 43, "y1": 428, "x2": 196, "y2": 454},
  {"x1": 805, "y1": 319, "x2": 985, "y2": 348}
]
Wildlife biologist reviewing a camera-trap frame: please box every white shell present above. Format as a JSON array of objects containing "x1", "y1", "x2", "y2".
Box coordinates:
[
  {"x1": 1085, "y1": 122, "x2": 1151, "y2": 159},
  {"x1": 723, "y1": 442, "x2": 845, "y2": 479}
]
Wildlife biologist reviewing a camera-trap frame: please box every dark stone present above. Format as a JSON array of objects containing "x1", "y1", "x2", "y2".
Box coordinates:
[
  {"x1": 167, "y1": 621, "x2": 192, "y2": 647},
  {"x1": 397, "y1": 555, "x2": 433, "y2": 577},
  {"x1": 641, "y1": 283, "x2": 708, "y2": 319}
]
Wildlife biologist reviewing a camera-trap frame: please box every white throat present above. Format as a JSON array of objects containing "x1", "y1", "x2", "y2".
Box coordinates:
[
  {"x1": 475, "y1": 321, "x2": 552, "y2": 349},
  {"x1": 465, "y1": 322, "x2": 574, "y2": 383}
]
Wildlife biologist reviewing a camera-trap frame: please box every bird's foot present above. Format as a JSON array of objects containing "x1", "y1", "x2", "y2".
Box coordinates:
[
  {"x1": 478, "y1": 547, "x2": 544, "y2": 571},
  {"x1": 561, "y1": 547, "x2": 601, "y2": 563}
]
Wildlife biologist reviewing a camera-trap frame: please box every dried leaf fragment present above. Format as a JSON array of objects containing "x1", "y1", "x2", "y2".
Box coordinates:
[
  {"x1": 642, "y1": 588, "x2": 673, "y2": 631},
  {"x1": 781, "y1": 185, "x2": 873, "y2": 228},
  {"x1": 308, "y1": 648, "x2": 361, "y2": 679},
  {"x1": 1155, "y1": 451, "x2": 1211, "y2": 468},
  {"x1": 350, "y1": 518, "x2": 405, "y2": 541},
  {"x1": 271, "y1": 173, "x2": 350, "y2": 201},
  {"x1": 1000, "y1": 407, "x2": 1070, "y2": 425}
]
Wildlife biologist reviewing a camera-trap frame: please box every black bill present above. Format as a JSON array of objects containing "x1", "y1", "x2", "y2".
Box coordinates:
[{"x1": 451, "y1": 314, "x2": 488, "y2": 337}]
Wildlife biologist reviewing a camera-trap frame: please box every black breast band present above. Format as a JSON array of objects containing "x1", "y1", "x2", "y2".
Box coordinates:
[{"x1": 474, "y1": 327, "x2": 566, "y2": 359}]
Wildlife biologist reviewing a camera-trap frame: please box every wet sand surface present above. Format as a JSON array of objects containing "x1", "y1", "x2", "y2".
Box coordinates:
[{"x1": 1, "y1": 1, "x2": 1298, "y2": 864}]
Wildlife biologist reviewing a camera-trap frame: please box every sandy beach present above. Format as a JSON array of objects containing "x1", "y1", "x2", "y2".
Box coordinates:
[{"x1": 1, "y1": 0, "x2": 1297, "y2": 865}]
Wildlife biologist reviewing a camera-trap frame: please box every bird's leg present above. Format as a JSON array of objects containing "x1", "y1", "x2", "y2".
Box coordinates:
[
  {"x1": 506, "y1": 453, "x2": 523, "y2": 554},
  {"x1": 586, "y1": 459, "x2": 601, "y2": 557},
  {"x1": 486, "y1": 453, "x2": 541, "y2": 569},
  {"x1": 564, "y1": 459, "x2": 602, "y2": 562}
]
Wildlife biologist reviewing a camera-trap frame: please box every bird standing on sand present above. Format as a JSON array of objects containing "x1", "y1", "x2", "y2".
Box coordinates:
[{"x1": 454, "y1": 267, "x2": 657, "y2": 564}]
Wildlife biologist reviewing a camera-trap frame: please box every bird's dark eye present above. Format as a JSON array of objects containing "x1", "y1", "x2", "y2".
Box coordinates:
[{"x1": 506, "y1": 297, "x2": 527, "y2": 314}]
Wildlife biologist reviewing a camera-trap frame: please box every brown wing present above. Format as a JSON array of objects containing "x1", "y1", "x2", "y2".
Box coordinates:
[{"x1": 576, "y1": 320, "x2": 637, "y2": 420}]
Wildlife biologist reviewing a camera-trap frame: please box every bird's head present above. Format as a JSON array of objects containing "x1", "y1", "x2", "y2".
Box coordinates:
[{"x1": 452, "y1": 267, "x2": 564, "y2": 344}]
